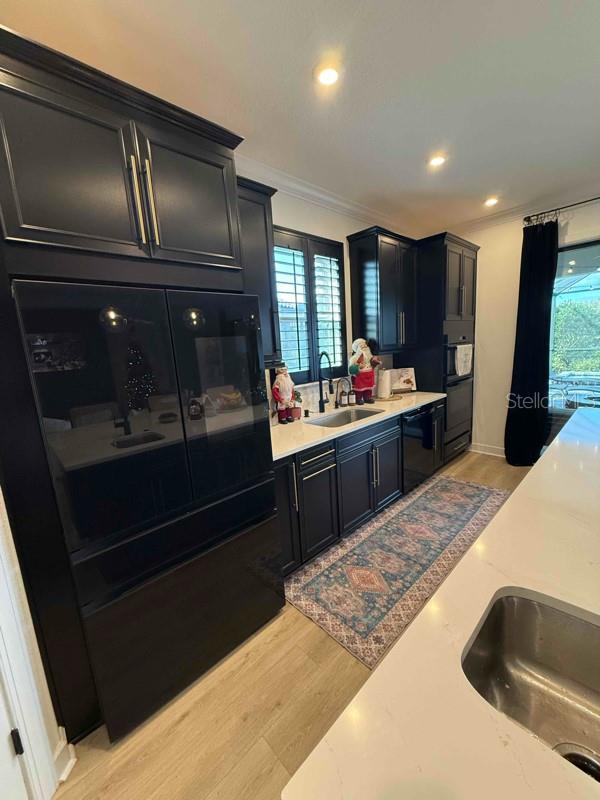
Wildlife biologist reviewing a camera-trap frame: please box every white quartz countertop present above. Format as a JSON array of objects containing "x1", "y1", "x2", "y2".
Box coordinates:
[
  {"x1": 282, "y1": 408, "x2": 600, "y2": 799},
  {"x1": 270, "y1": 392, "x2": 446, "y2": 461}
]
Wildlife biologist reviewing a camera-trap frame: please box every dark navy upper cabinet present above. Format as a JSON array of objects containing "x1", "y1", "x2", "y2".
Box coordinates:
[
  {"x1": 0, "y1": 28, "x2": 243, "y2": 270},
  {"x1": 136, "y1": 121, "x2": 241, "y2": 268},
  {"x1": 348, "y1": 227, "x2": 417, "y2": 353},
  {"x1": 0, "y1": 76, "x2": 147, "y2": 258}
]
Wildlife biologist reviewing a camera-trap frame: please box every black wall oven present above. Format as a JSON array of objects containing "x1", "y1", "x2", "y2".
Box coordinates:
[{"x1": 13, "y1": 280, "x2": 283, "y2": 740}]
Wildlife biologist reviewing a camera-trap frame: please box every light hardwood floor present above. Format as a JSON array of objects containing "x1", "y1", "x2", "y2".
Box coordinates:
[{"x1": 55, "y1": 452, "x2": 528, "y2": 800}]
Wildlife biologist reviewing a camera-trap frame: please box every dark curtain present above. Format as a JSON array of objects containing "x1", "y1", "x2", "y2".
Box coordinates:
[{"x1": 504, "y1": 220, "x2": 558, "y2": 465}]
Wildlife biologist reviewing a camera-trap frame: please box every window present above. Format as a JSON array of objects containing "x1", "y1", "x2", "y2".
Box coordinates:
[
  {"x1": 548, "y1": 242, "x2": 600, "y2": 420},
  {"x1": 274, "y1": 227, "x2": 347, "y2": 382}
]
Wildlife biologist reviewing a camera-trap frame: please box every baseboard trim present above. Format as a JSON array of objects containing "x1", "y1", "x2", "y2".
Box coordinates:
[
  {"x1": 54, "y1": 729, "x2": 77, "y2": 784},
  {"x1": 470, "y1": 442, "x2": 505, "y2": 458}
]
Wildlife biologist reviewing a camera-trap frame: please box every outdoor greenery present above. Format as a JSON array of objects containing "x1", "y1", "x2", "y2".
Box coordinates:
[{"x1": 551, "y1": 299, "x2": 600, "y2": 373}]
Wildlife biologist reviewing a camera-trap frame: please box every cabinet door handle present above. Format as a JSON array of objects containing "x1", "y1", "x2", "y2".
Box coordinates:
[
  {"x1": 129, "y1": 155, "x2": 147, "y2": 245},
  {"x1": 433, "y1": 419, "x2": 438, "y2": 452},
  {"x1": 291, "y1": 462, "x2": 299, "y2": 511},
  {"x1": 460, "y1": 285, "x2": 466, "y2": 315},
  {"x1": 303, "y1": 462, "x2": 336, "y2": 480},
  {"x1": 401, "y1": 311, "x2": 406, "y2": 345},
  {"x1": 396, "y1": 311, "x2": 401, "y2": 344},
  {"x1": 371, "y1": 449, "x2": 377, "y2": 487},
  {"x1": 301, "y1": 448, "x2": 335, "y2": 466},
  {"x1": 143, "y1": 157, "x2": 161, "y2": 246},
  {"x1": 376, "y1": 446, "x2": 380, "y2": 485}
]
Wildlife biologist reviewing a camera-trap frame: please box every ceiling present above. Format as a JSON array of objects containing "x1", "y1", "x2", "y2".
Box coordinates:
[{"x1": 2, "y1": 0, "x2": 600, "y2": 235}]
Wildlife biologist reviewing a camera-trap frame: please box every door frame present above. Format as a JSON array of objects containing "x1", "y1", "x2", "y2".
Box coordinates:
[{"x1": 0, "y1": 495, "x2": 71, "y2": 800}]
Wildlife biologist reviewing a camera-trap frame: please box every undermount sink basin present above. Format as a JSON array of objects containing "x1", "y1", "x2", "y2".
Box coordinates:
[
  {"x1": 111, "y1": 431, "x2": 166, "y2": 449},
  {"x1": 306, "y1": 408, "x2": 383, "y2": 428},
  {"x1": 463, "y1": 595, "x2": 600, "y2": 781}
]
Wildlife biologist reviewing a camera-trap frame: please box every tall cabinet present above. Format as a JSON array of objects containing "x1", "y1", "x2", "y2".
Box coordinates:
[
  {"x1": 237, "y1": 177, "x2": 281, "y2": 366},
  {"x1": 348, "y1": 227, "x2": 417, "y2": 352},
  {"x1": 413, "y1": 233, "x2": 479, "y2": 461}
]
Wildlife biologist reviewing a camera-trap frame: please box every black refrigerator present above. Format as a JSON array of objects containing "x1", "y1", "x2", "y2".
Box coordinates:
[{"x1": 13, "y1": 280, "x2": 283, "y2": 740}]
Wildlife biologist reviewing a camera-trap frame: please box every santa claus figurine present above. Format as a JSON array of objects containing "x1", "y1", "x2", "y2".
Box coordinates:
[
  {"x1": 348, "y1": 338, "x2": 381, "y2": 404},
  {"x1": 272, "y1": 365, "x2": 295, "y2": 423}
]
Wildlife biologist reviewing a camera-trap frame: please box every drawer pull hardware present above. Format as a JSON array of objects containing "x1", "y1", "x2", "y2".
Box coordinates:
[
  {"x1": 303, "y1": 463, "x2": 336, "y2": 480},
  {"x1": 301, "y1": 448, "x2": 335, "y2": 466},
  {"x1": 291, "y1": 462, "x2": 299, "y2": 511},
  {"x1": 144, "y1": 157, "x2": 161, "y2": 245},
  {"x1": 129, "y1": 155, "x2": 147, "y2": 244}
]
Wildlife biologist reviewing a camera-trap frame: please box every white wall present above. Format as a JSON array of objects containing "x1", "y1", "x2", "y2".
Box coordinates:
[{"x1": 460, "y1": 199, "x2": 600, "y2": 456}]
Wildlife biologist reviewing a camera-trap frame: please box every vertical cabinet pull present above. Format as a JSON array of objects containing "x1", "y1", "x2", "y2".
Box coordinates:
[
  {"x1": 143, "y1": 157, "x2": 161, "y2": 246},
  {"x1": 401, "y1": 311, "x2": 406, "y2": 344},
  {"x1": 433, "y1": 418, "x2": 438, "y2": 452},
  {"x1": 371, "y1": 449, "x2": 377, "y2": 487},
  {"x1": 129, "y1": 155, "x2": 147, "y2": 244},
  {"x1": 460, "y1": 285, "x2": 466, "y2": 315},
  {"x1": 291, "y1": 462, "x2": 299, "y2": 511},
  {"x1": 376, "y1": 447, "x2": 380, "y2": 485}
]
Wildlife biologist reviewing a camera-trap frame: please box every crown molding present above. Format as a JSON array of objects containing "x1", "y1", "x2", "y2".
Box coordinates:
[
  {"x1": 234, "y1": 153, "x2": 421, "y2": 235},
  {"x1": 453, "y1": 181, "x2": 600, "y2": 235},
  {"x1": 236, "y1": 152, "x2": 600, "y2": 241}
]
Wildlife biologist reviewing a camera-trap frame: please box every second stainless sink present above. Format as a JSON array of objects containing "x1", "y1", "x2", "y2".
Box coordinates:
[
  {"x1": 463, "y1": 594, "x2": 600, "y2": 780},
  {"x1": 306, "y1": 408, "x2": 383, "y2": 428}
]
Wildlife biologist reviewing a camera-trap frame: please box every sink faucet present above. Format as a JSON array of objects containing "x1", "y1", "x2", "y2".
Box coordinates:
[
  {"x1": 335, "y1": 376, "x2": 352, "y2": 408},
  {"x1": 318, "y1": 351, "x2": 334, "y2": 413}
]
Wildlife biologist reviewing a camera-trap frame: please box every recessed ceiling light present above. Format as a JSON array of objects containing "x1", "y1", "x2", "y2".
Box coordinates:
[
  {"x1": 317, "y1": 67, "x2": 339, "y2": 86},
  {"x1": 596, "y1": 267, "x2": 600, "y2": 272},
  {"x1": 484, "y1": 196, "x2": 499, "y2": 208},
  {"x1": 567, "y1": 268, "x2": 574, "y2": 274},
  {"x1": 568, "y1": 260, "x2": 576, "y2": 266},
  {"x1": 429, "y1": 155, "x2": 446, "y2": 168}
]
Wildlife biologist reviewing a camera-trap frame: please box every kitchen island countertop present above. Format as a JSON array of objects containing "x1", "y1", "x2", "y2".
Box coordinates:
[{"x1": 282, "y1": 408, "x2": 600, "y2": 799}]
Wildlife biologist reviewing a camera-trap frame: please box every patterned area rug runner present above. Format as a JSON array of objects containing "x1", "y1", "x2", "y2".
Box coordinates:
[{"x1": 285, "y1": 476, "x2": 508, "y2": 667}]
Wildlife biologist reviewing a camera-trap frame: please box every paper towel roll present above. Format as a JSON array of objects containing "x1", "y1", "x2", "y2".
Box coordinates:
[{"x1": 377, "y1": 369, "x2": 392, "y2": 399}]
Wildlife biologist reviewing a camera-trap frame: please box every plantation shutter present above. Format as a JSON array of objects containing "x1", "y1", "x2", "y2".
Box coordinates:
[
  {"x1": 312, "y1": 250, "x2": 344, "y2": 367},
  {"x1": 274, "y1": 243, "x2": 310, "y2": 379}
]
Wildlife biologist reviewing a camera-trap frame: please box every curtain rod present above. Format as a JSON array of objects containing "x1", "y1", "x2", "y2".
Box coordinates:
[{"x1": 523, "y1": 195, "x2": 600, "y2": 224}]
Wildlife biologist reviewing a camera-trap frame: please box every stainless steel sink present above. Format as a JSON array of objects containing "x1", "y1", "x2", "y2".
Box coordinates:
[
  {"x1": 463, "y1": 595, "x2": 600, "y2": 780},
  {"x1": 306, "y1": 408, "x2": 383, "y2": 428},
  {"x1": 111, "y1": 431, "x2": 166, "y2": 448}
]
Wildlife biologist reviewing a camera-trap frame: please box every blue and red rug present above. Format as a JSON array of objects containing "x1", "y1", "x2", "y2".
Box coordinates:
[{"x1": 285, "y1": 475, "x2": 508, "y2": 667}]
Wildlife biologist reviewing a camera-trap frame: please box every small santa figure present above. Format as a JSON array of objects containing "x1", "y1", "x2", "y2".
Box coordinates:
[
  {"x1": 272, "y1": 365, "x2": 295, "y2": 423},
  {"x1": 348, "y1": 338, "x2": 381, "y2": 404}
]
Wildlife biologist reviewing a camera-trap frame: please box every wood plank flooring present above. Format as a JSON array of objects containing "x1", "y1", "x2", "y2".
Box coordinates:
[{"x1": 54, "y1": 452, "x2": 528, "y2": 800}]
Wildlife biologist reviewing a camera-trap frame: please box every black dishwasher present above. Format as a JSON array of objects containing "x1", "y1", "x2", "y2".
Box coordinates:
[{"x1": 402, "y1": 401, "x2": 445, "y2": 493}]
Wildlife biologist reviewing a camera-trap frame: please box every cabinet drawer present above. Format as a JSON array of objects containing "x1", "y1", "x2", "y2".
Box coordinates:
[
  {"x1": 297, "y1": 442, "x2": 336, "y2": 472},
  {"x1": 336, "y1": 416, "x2": 399, "y2": 454},
  {"x1": 445, "y1": 431, "x2": 471, "y2": 462}
]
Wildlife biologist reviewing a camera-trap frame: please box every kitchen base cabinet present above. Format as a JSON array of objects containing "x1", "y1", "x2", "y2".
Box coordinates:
[
  {"x1": 274, "y1": 459, "x2": 301, "y2": 575},
  {"x1": 298, "y1": 458, "x2": 339, "y2": 561},
  {"x1": 338, "y1": 442, "x2": 374, "y2": 536},
  {"x1": 373, "y1": 432, "x2": 403, "y2": 510}
]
